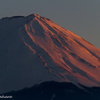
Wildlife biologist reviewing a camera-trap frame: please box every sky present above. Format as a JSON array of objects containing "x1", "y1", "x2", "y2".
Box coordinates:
[{"x1": 0, "y1": 0, "x2": 100, "y2": 49}]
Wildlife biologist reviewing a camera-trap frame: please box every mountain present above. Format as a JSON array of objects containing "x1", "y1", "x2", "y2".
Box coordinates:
[{"x1": 0, "y1": 14, "x2": 100, "y2": 95}]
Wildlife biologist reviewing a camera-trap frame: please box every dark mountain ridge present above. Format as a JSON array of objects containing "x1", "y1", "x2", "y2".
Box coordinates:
[{"x1": 1, "y1": 81, "x2": 100, "y2": 100}]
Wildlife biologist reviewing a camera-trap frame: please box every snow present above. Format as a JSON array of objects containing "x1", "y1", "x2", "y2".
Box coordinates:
[{"x1": 0, "y1": 14, "x2": 100, "y2": 94}]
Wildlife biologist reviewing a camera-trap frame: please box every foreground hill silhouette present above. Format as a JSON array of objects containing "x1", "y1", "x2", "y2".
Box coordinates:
[{"x1": 2, "y1": 81, "x2": 100, "y2": 100}]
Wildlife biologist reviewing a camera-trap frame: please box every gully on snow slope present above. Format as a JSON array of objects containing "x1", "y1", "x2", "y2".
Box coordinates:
[{"x1": 0, "y1": 14, "x2": 100, "y2": 94}]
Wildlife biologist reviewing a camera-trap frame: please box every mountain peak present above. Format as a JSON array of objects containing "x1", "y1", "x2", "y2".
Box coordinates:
[
  {"x1": 27, "y1": 13, "x2": 40, "y2": 18},
  {"x1": 27, "y1": 13, "x2": 52, "y2": 22}
]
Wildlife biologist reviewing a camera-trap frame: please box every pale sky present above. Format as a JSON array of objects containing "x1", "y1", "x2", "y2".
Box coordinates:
[{"x1": 0, "y1": 0, "x2": 100, "y2": 49}]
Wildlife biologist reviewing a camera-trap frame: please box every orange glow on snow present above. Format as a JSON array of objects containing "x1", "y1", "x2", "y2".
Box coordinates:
[{"x1": 24, "y1": 15, "x2": 100, "y2": 87}]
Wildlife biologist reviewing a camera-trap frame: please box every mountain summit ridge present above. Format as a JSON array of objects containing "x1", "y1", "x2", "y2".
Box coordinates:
[{"x1": 0, "y1": 14, "x2": 100, "y2": 94}]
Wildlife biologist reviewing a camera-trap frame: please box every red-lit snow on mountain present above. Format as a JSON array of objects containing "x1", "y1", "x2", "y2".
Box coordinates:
[{"x1": 0, "y1": 14, "x2": 100, "y2": 93}]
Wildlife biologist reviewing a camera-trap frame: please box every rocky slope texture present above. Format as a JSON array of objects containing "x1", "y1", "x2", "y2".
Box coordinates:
[{"x1": 0, "y1": 14, "x2": 100, "y2": 94}]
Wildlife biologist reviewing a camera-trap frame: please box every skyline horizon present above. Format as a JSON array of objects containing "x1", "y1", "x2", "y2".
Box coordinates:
[{"x1": 0, "y1": 0, "x2": 100, "y2": 49}]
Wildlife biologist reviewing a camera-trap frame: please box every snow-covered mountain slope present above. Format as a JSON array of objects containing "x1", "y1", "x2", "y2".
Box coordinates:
[{"x1": 0, "y1": 14, "x2": 100, "y2": 94}]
